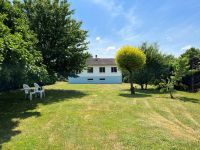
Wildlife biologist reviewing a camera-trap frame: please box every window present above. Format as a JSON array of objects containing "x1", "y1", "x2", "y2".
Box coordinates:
[
  {"x1": 99, "y1": 67, "x2": 105, "y2": 73},
  {"x1": 111, "y1": 67, "x2": 117, "y2": 73},
  {"x1": 100, "y1": 78, "x2": 105, "y2": 80},
  {"x1": 87, "y1": 67, "x2": 93, "y2": 73},
  {"x1": 87, "y1": 78, "x2": 93, "y2": 80}
]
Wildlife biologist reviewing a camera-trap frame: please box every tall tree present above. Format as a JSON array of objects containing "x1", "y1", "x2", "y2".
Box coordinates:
[
  {"x1": 22, "y1": 0, "x2": 89, "y2": 77},
  {"x1": 0, "y1": 0, "x2": 47, "y2": 91},
  {"x1": 180, "y1": 48, "x2": 200, "y2": 91},
  {"x1": 116, "y1": 46, "x2": 146, "y2": 94},
  {"x1": 133, "y1": 42, "x2": 174, "y2": 90}
]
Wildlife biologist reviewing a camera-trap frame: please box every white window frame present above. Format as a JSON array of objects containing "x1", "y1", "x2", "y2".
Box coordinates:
[
  {"x1": 99, "y1": 67, "x2": 105, "y2": 73},
  {"x1": 111, "y1": 67, "x2": 117, "y2": 73},
  {"x1": 87, "y1": 67, "x2": 93, "y2": 73}
]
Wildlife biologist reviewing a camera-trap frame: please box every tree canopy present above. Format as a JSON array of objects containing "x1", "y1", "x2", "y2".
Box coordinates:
[
  {"x1": 22, "y1": 0, "x2": 89, "y2": 77},
  {"x1": 0, "y1": 0, "x2": 90, "y2": 91},
  {"x1": 179, "y1": 48, "x2": 200, "y2": 91},
  {"x1": 116, "y1": 46, "x2": 146, "y2": 72},
  {"x1": 132, "y1": 42, "x2": 175, "y2": 90},
  {"x1": 0, "y1": 0, "x2": 47, "y2": 91}
]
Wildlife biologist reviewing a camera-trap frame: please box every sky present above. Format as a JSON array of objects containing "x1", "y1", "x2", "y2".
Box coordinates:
[{"x1": 68, "y1": 0, "x2": 200, "y2": 58}]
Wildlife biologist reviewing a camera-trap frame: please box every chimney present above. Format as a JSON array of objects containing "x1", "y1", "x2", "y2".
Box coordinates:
[{"x1": 95, "y1": 55, "x2": 98, "y2": 61}]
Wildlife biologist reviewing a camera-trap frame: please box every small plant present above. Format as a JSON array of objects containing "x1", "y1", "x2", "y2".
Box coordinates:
[
  {"x1": 159, "y1": 77, "x2": 175, "y2": 99},
  {"x1": 160, "y1": 57, "x2": 189, "y2": 99}
]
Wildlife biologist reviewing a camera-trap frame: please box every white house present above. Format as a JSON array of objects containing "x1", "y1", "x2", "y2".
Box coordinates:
[{"x1": 68, "y1": 56, "x2": 122, "y2": 84}]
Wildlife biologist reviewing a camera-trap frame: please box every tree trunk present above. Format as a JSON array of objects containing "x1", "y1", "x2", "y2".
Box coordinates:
[
  {"x1": 170, "y1": 91, "x2": 174, "y2": 99},
  {"x1": 145, "y1": 84, "x2": 148, "y2": 90},
  {"x1": 129, "y1": 71, "x2": 135, "y2": 94},
  {"x1": 141, "y1": 84, "x2": 144, "y2": 90},
  {"x1": 191, "y1": 72, "x2": 194, "y2": 92}
]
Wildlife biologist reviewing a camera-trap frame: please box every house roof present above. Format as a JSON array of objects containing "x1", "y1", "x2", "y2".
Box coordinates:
[{"x1": 86, "y1": 58, "x2": 116, "y2": 66}]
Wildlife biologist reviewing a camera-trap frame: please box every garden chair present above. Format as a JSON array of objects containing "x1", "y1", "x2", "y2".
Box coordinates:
[
  {"x1": 23, "y1": 84, "x2": 35, "y2": 100},
  {"x1": 34, "y1": 83, "x2": 45, "y2": 99}
]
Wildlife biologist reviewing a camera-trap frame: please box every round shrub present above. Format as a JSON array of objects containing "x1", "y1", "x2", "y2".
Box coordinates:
[
  {"x1": 116, "y1": 45, "x2": 146, "y2": 71},
  {"x1": 116, "y1": 45, "x2": 146, "y2": 94}
]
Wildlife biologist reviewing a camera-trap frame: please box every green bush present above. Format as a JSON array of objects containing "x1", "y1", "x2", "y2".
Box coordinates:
[{"x1": 0, "y1": 1, "x2": 48, "y2": 91}]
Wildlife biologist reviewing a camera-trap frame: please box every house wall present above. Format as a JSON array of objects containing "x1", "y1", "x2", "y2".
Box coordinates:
[{"x1": 68, "y1": 65, "x2": 122, "y2": 84}]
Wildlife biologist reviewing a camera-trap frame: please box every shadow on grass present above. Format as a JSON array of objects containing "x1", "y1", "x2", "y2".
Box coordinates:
[
  {"x1": 121, "y1": 88, "x2": 162, "y2": 94},
  {"x1": 119, "y1": 93, "x2": 151, "y2": 98},
  {"x1": 120, "y1": 88, "x2": 163, "y2": 98},
  {"x1": 0, "y1": 89, "x2": 87, "y2": 148},
  {"x1": 136, "y1": 89, "x2": 163, "y2": 95},
  {"x1": 177, "y1": 97, "x2": 200, "y2": 104}
]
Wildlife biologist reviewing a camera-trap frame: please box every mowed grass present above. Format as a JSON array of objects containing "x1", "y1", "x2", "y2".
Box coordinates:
[{"x1": 0, "y1": 82, "x2": 200, "y2": 150}]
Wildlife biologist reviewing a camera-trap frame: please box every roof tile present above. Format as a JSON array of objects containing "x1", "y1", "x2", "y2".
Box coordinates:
[{"x1": 86, "y1": 58, "x2": 116, "y2": 66}]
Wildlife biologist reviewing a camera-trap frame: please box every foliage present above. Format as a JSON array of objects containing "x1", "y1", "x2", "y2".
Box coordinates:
[
  {"x1": 160, "y1": 57, "x2": 189, "y2": 98},
  {"x1": 181, "y1": 47, "x2": 200, "y2": 71},
  {"x1": 22, "y1": 0, "x2": 89, "y2": 77},
  {"x1": 116, "y1": 45, "x2": 146, "y2": 71},
  {"x1": 133, "y1": 43, "x2": 161, "y2": 89},
  {"x1": 116, "y1": 45, "x2": 146, "y2": 94},
  {"x1": 178, "y1": 48, "x2": 200, "y2": 91},
  {"x1": 132, "y1": 42, "x2": 175, "y2": 90},
  {"x1": 0, "y1": 0, "x2": 48, "y2": 91},
  {"x1": 159, "y1": 78, "x2": 175, "y2": 98}
]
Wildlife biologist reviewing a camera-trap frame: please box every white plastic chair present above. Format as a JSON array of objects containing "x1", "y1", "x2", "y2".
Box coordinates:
[
  {"x1": 34, "y1": 83, "x2": 45, "y2": 99},
  {"x1": 23, "y1": 84, "x2": 35, "y2": 100}
]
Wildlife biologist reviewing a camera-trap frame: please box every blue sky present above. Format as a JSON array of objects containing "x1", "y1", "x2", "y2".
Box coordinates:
[{"x1": 69, "y1": 0, "x2": 200, "y2": 58}]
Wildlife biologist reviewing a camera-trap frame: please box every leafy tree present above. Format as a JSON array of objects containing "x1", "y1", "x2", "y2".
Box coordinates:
[
  {"x1": 132, "y1": 42, "x2": 175, "y2": 90},
  {"x1": 181, "y1": 48, "x2": 200, "y2": 70},
  {"x1": 160, "y1": 57, "x2": 189, "y2": 98},
  {"x1": 116, "y1": 45, "x2": 146, "y2": 94},
  {"x1": 21, "y1": 0, "x2": 89, "y2": 77},
  {"x1": 133, "y1": 43, "x2": 160, "y2": 89},
  {"x1": 180, "y1": 48, "x2": 200, "y2": 92},
  {"x1": 0, "y1": 0, "x2": 47, "y2": 91},
  {"x1": 132, "y1": 68, "x2": 149, "y2": 90},
  {"x1": 160, "y1": 47, "x2": 200, "y2": 97}
]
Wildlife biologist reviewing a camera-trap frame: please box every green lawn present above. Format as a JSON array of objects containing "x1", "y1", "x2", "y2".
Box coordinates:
[{"x1": 0, "y1": 82, "x2": 200, "y2": 150}]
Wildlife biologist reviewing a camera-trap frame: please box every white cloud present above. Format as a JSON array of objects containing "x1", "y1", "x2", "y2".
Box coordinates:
[
  {"x1": 87, "y1": 0, "x2": 139, "y2": 41},
  {"x1": 118, "y1": 25, "x2": 138, "y2": 41},
  {"x1": 95, "y1": 36, "x2": 101, "y2": 41},
  {"x1": 87, "y1": 0, "x2": 123, "y2": 17},
  {"x1": 88, "y1": 37, "x2": 121, "y2": 58},
  {"x1": 165, "y1": 35, "x2": 173, "y2": 42},
  {"x1": 181, "y1": 45, "x2": 192, "y2": 51},
  {"x1": 106, "y1": 46, "x2": 117, "y2": 51}
]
